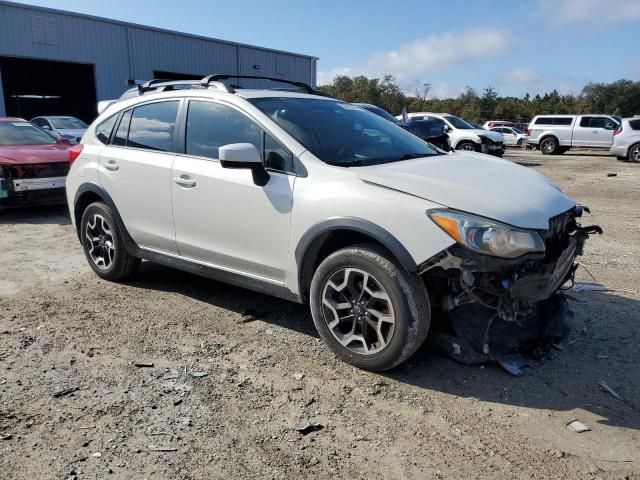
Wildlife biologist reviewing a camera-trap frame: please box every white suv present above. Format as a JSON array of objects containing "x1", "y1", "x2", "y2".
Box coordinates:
[
  {"x1": 397, "y1": 112, "x2": 505, "y2": 156},
  {"x1": 66, "y1": 75, "x2": 599, "y2": 371}
]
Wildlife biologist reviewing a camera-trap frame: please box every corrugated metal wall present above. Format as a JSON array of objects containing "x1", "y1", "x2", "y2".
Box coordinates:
[{"x1": 0, "y1": 1, "x2": 317, "y2": 115}]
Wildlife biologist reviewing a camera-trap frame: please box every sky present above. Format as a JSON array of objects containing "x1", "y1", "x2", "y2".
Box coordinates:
[{"x1": 14, "y1": 0, "x2": 640, "y2": 99}]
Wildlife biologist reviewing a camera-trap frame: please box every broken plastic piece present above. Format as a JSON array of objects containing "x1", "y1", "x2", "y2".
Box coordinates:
[{"x1": 567, "y1": 420, "x2": 590, "y2": 433}]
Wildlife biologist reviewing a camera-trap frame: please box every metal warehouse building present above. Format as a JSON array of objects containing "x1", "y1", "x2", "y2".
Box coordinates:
[{"x1": 0, "y1": 1, "x2": 318, "y2": 122}]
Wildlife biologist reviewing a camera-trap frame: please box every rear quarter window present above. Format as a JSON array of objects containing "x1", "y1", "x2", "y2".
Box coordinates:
[
  {"x1": 95, "y1": 115, "x2": 118, "y2": 144},
  {"x1": 629, "y1": 119, "x2": 640, "y2": 130}
]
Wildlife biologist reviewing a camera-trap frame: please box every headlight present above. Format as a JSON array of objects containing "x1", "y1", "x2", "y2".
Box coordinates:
[{"x1": 428, "y1": 209, "x2": 545, "y2": 258}]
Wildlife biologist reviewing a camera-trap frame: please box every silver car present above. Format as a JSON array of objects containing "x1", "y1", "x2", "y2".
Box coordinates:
[
  {"x1": 490, "y1": 127, "x2": 527, "y2": 148},
  {"x1": 31, "y1": 116, "x2": 88, "y2": 144},
  {"x1": 610, "y1": 117, "x2": 640, "y2": 162}
]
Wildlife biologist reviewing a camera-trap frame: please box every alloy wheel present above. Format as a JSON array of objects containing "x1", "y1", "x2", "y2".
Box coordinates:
[
  {"x1": 321, "y1": 268, "x2": 395, "y2": 355},
  {"x1": 541, "y1": 139, "x2": 556, "y2": 154},
  {"x1": 459, "y1": 143, "x2": 476, "y2": 151},
  {"x1": 85, "y1": 214, "x2": 115, "y2": 270},
  {"x1": 631, "y1": 145, "x2": 640, "y2": 162}
]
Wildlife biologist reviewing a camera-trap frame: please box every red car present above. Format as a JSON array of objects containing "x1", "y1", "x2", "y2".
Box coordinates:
[{"x1": 0, "y1": 117, "x2": 77, "y2": 208}]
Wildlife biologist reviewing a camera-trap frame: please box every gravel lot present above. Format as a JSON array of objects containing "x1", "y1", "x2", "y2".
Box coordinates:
[{"x1": 1, "y1": 149, "x2": 639, "y2": 480}]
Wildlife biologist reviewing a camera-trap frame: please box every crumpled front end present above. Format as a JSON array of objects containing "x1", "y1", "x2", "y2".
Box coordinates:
[
  {"x1": 418, "y1": 206, "x2": 602, "y2": 374},
  {"x1": 0, "y1": 162, "x2": 69, "y2": 208}
]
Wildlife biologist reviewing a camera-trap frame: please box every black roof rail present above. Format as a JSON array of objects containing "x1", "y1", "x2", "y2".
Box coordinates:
[
  {"x1": 137, "y1": 79, "x2": 174, "y2": 94},
  {"x1": 200, "y1": 74, "x2": 332, "y2": 97}
]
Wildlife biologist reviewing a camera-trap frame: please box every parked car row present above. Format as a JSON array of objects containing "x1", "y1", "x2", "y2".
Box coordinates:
[{"x1": 397, "y1": 112, "x2": 505, "y2": 156}]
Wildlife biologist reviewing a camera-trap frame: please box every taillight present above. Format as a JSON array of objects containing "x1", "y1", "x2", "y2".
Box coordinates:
[
  {"x1": 524, "y1": 128, "x2": 531, "y2": 136},
  {"x1": 69, "y1": 144, "x2": 83, "y2": 165},
  {"x1": 613, "y1": 127, "x2": 621, "y2": 136}
]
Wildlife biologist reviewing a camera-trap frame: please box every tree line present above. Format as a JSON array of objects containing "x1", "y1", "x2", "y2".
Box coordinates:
[{"x1": 317, "y1": 75, "x2": 640, "y2": 123}]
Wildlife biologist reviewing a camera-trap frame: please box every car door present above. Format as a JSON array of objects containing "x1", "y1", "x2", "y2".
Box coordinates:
[
  {"x1": 171, "y1": 99, "x2": 295, "y2": 282},
  {"x1": 497, "y1": 128, "x2": 515, "y2": 145},
  {"x1": 98, "y1": 100, "x2": 180, "y2": 253},
  {"x1": 591, "y1": 117, "x2": 617, "y2": 147}
]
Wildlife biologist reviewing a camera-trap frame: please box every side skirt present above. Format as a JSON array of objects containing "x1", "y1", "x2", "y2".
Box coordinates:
[{"x1": 137, "y1": 247, "x2": 305, "y2": 305}]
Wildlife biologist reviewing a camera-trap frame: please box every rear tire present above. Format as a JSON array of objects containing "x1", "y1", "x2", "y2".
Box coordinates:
[
  {"x1": 629, "y1": 143, "x2": 640, "y2": 163},
  {"x1": 309, "y1": 244, "x2": 430, "y2": 371},
  {"x1": 540, "y1": 137, "x2": 559, "y2": 155},
  {"x1": 80, "y1": 202, "x2": 140, "y2": 281}
]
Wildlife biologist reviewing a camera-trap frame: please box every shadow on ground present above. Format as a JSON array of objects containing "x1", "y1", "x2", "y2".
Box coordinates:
[
  {"x1": 0, "y1": 205, "x2": 70, "y2": 225},
  {"x1": 128, "y1": 261, "x2": 640, "y2": 431}
]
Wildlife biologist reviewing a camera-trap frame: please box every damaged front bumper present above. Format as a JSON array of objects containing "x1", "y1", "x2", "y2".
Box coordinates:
[
  {"x1": 418, "y1": 206, "x2": 602, "y2": 374},
  {"x1": 0, "y1": 164, "x2": 69, "y2": 208}
]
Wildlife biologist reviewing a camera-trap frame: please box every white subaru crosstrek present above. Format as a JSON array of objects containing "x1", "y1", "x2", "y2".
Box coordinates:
[{"x1": 66, "y1": 75, "x2": 599, "y2": 371}]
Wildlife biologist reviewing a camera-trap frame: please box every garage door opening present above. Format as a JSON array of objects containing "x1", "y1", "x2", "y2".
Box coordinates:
[{"x1": 0, "y1": 56, "x2": 97, "y2": 123}]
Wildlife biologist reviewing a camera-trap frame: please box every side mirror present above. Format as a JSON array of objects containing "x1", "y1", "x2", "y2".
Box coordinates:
[
  {"x1": 219, "y1": 143, "x2": 269, "y2": 186},
  {"x1": 58, "y1": 137, "x2": 72, "y2": 145},
  {"x1": 42, "y1": 125, "x2": 52, "y2": 130}
]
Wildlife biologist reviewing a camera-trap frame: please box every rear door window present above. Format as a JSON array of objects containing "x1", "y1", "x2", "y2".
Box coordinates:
[
  {"x1": 554, "y1": 117, "x2": 573, "y2": 125},
  {"x1": 579, "y1": 117, "x2": 592, "y2": 127},
  {"x1": 127, "y1": 101, "x2": 179, "y2": 152}
]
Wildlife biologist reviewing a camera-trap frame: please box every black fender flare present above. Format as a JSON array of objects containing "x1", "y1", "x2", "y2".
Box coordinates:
[
  {"x1": 295, "y1": 217, "x2": 417, "y2": 295},
  {"x1": 73, "y1": 183, "x2": 139, "y2": 255}
]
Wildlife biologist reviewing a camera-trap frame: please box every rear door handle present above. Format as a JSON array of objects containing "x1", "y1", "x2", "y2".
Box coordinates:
[
  {"x1": 104, "y1": 160, "x2": 119, "y2": 171},
  {"x1": 174, "y1": 175, "x2": 196, "y2": 188}
]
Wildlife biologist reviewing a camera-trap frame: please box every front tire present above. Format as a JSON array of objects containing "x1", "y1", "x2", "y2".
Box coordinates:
[
  {"x1": 80, "y1": 202, "x2": 140, "y2": 281},
  {"x1": 309, "y1": 244, "x2": 430, "y2": 371},
  {"x1": 456, "y1": 141, "x2": 477, "y2": 152}
]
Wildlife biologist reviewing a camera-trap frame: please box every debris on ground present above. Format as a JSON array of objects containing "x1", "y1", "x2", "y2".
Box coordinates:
[
  {"x1": 567, "y1": 420, "x2": 591, "y2": 433},
  {"x1": 292, "y1": 373, "x2": 305, "y2": 381},
  {"x1": 191, "y1": 371, "x2": 208, "y2": 378},
  {"x1": 607, "y1": 173, "x2": 617, "y2": 177},
  {"x1": 149, "y1": 446, "x2": 178, "y2": 452},
  {"x1": 53, "y1": 386, "x2": 79, "y2": 398},
  {"x1": 429, "y1": 294, "x2": 570, "y2": 375},
  {"x1": 133, "y1": 361, "x2": 154, "y2": 368},
  {"x1": 295, "y1": 420, "x2": 324, "y2": 436},
  {"x1": 92, "y1": 452, "x2": 102, "y2": 458},
  {"x1": 599, "y1": 380, "x2": 622, "y2": 400},
  {"x1": 239, "y1": 308, "x2": 269, "y2": 323},
  {"x1": 0, "y1": 432, "x2": 12, "y2": 441}
]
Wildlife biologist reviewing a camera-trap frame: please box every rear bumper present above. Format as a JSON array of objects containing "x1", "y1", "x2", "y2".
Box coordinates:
[{"x1": 609, "y1": 145, "x2": 627, "y2": 157}]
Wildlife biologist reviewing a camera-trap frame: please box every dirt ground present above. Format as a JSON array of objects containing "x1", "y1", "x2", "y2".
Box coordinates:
[{"x1": 1, "y1": 149, "x2": 639, "y2": 480}]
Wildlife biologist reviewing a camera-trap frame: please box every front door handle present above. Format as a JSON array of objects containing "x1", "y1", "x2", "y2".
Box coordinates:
[
  {"x1": 174, "y1": 176, "x2": 197, "y2": 188},
  {"x1": 104, "y1": 160, "x2": 119, "y2": 171}
]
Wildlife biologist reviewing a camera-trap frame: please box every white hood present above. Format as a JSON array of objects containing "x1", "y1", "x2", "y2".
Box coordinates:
[
  {"x1": 475, "y1": 129, "x2": 503, "y2": 142},
  {"x1": 357, "y1": 152, "x2": 575, "y2": 230}
]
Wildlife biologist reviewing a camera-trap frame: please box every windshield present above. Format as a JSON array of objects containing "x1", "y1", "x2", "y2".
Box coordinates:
[
  {"x1": 50, "y1": 117, "x2": 88, "y2": 129},
  {"x1": 0, "y1": 121, "x2": 58, "y2": 146},
  {"x1": 443, "y1": 115, "x2": 475, "y2": 130},
  {"x1": 250, "y1": 98, "x2": 438, "y2": 166}
]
